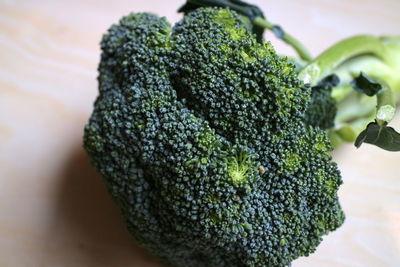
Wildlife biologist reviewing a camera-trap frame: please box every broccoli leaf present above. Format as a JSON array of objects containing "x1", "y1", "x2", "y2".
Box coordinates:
[
  {"x1": 350, "y1": 72, "x2": 383, "y2": 96},
  {"x1": 355, "y1": 122, "x2": 400, "y2": 151},
  {"x1": 271, "y1": 25, "x2": 284, "y2": 39},
  {"x1": 350, "y1": 72, "x2": 399, "y2": 151}
]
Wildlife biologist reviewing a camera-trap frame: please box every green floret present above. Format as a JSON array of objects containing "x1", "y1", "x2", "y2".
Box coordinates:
[
  {"x1": 84, "y1": 7, "x2": 344, "y2": 267},
  {"x1": 303, "y1": 74, "x2": 339, "y2": 130},
  {"x1": 170, "y1": 8, "x2": 310, "y2": 144},
  {"x1": 304, "y1": 84, "x2": 337, "y2": 130}
]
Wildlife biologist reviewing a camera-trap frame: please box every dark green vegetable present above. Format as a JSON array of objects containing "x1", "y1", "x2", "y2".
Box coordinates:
[
  {"x1": 304, "y1": 74, "x2": 339, "y2": 129},
  {"x1": 84, "y1": 8, "x2": 344, "y2": 267},
  {"x1": 84, "y1": 1, "x2": 400, "y2": 267}
]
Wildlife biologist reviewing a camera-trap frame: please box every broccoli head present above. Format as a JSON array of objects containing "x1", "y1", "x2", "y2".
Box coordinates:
[{"x1": 84, "y1": 8, "x2": 344, "y2": 267}]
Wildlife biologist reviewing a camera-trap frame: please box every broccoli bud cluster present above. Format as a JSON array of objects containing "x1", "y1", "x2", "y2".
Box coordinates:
[{"x1": 84, "y1": 8, "x2": 344, "y2": 267}]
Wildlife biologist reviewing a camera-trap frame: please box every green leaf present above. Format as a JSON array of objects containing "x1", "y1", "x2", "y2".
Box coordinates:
[
  {"x1": 271, "y1": 25, "x2": 284, "y2": 39},
  {"x1": 350, "y1": 72, "x2": 382, "y2": 96},
  {"x1": 354, "y1": 122, "x2": 400, "y2": 151}
]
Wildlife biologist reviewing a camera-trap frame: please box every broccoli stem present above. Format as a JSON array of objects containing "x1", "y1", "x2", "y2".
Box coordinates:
[
  {"x1": 298, "y1": 35, "x2": 400, "y2": 146},
  {"x1": 253, "y1": 17, "x2": 313, "y2": 62},
  {"x1": 334, "y1": 116, "x2": 374, "y2": 145},
  {"x1": 376, "y1": 81, "x2": 396, "y2": 125},
  {"x1": 298, "y1": 35, "x2": 389, "y2": 85},
  {"x1": 334, "y1": 90, "x2": 376, "y2": 123},
  {"x1": 329, "y1": 83, "x2": 396, "y2": 145},
  {"x1": 333, "y1": 57, "x2": 400, "y2": 105}
]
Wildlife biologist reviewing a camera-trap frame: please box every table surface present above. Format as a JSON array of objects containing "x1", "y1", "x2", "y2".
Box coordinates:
[{"x1": 1, "y1": 0, "x2": 400, "y2": 266}]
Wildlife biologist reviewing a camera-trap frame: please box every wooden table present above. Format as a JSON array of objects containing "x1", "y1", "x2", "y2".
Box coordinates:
[{"x1": 1, "y1": 0, "x2": 399, "y2": 266}]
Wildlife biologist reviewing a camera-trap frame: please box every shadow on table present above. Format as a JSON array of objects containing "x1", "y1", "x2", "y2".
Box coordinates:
[{"x1": 53, "y1": 145, "x2": 162, "y2": 267}]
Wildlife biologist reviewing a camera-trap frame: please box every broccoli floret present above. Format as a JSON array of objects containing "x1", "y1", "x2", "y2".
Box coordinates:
[
  {"x1": 170, "y1": 8, "x2": 309, "y2": 141},
  {"x1": 304, "y1": 85, "x2": 337, "y2": 129},
  {"x1": 304, "y1": 75, "x2": 339, "y2": 130},
  {"x1": 84, "y1": 8, "x2": 344, "y2": 267}
]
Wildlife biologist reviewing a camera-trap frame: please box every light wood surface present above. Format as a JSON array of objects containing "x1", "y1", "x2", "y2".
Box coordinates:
[{"x1": 1, "y1": 0, "x2": 399, "y2": 266}]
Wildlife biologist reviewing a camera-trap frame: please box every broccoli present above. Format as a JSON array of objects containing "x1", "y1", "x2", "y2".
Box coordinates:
[
  {"x1": 84, "y1": 8, "x2": 345, "y2": 267},
  {"x1": 304, "y1": 75, "x2": 339, "y2": 130}
]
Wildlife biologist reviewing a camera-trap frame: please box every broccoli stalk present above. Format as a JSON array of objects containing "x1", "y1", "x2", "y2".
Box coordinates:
[{"x1": 298, "y1": 35, "x2": 400, "y2": 149}]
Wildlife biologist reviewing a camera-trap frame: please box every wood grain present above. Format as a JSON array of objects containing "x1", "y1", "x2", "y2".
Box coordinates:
[{"x1": 0, "y1": 0, "x2": 399, "y2": 266}]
